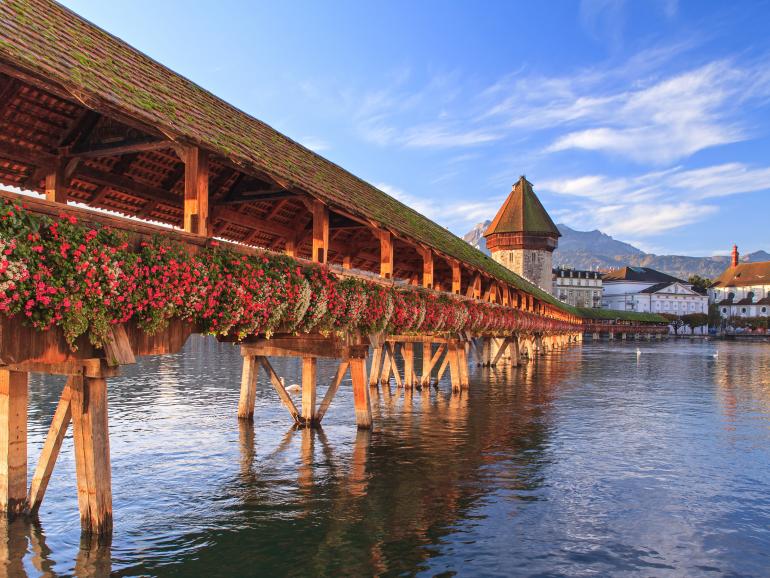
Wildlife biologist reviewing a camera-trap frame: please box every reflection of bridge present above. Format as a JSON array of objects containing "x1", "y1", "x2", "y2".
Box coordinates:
[{"x1": 0, "y1": 0, "x2": 663, "y2": 539}]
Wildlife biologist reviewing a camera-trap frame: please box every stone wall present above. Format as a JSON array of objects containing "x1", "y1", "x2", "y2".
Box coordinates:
[{"x1": 492, "y1": 248, "x2": 553, "y2": 294}]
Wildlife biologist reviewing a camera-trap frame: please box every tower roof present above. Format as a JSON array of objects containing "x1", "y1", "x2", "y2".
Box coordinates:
[{"x1": 483, "y1": 177, "x2": 560, "y2": 238}]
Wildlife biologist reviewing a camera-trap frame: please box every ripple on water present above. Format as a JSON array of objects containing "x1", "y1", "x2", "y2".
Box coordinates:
[{"x1": 9, "y1": 337, "x2": 770, "y2": 576}]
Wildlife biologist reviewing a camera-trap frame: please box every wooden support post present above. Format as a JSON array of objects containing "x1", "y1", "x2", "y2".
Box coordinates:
[
  {"x1": 0, "y1": 370, "x2": 27, "y2": 516},
  {"x1": 350, "y1": 358, "x2": 372, "y2": 429},
  {"x1": 237, "y1": 355, "x2": 258, "y2": 420},
  {"x1": 368, "y1": 346, "x2": 383, "y2": 387},
  {"x1": 436, "y1": 350, "x2": 450, "y2": 384},
  {"x1": 420, "y1": 248, "x2": 433, "y2": 289},
  {"x1": 511, "y1": 336, "x2": 520, "y2": 367},
  {"x1": 378, "y1": 230, "x2": 393, "y2": 279},
  {"x1": 312, "y1": 200, "x2": 329, "y2": 263},
  {"x1": 380, "y1": 345, "x2": 392, "y2": 386},
  {"x1": 385, "y1": 343, "x2": 403, "y2": 388},
  {"x1": 285, "y1": 238, "x2": 297, "y2": 258},
  {"x1": 492, "y1": 337, "x2": 512, "y2": 366},
  {"x1": 28, "y1": 379, "x2": 73, "y2": 513},
  {"x1": 45, "y1": 162, "x2": 67, "y2": 204},
  {"x1": 420, "y1": 340, "x2": 432, "y2": 387},
  {"x1": 473, "y1": 275, "x2": 482, "y2": 299},
  {"x1": 71, "y1": 376, "x2": 112, "y2": 536},
  {"x1": 458, "y1": 343, "x2": 470, "y2": 388},
  {"x1": 316, "y1": 361, "x2": 349, "y2": 422},
  {"x1": 342, "y1": 254, "x2": 352, "y2": 269},
  {"x1": 182, "y1": 146, "x2": 210, "y2": 236},
  {"x1": 481, "y1": 338, "x2": 491, "y2": 367},
  {"x1": 301, "y1": 357, "x2": 318, "y2": 425},
  {"x1": 402, "y1": 342, "x2": 414, "y2": 389},
  {"x1": 448, "y1": 342, "x2": 462, "y2": 393},
  {"x1": 452, "y1": 262, "x2": 461, "y2": 295}
]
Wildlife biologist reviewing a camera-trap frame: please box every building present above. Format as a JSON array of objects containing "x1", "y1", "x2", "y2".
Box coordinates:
[
  {"x1": 710, "y1": 245, "x2": 770, "y2": 319},
  {"x1": 484, "y1": 176, "x2": 560, "y2": 294},
  {"x1": 602, "y1": 267, "x2": 708, "y2": 331},
  {"x1": 553, "y1": 267, "x2": 603, "y2": 308}
]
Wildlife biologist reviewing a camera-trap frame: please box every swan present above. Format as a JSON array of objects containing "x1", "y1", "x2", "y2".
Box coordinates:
[
  {"x1": 636, "y1": 348, "x2": 642, "y2": 356},
  {"x1": 285, "y1": 383, "x2": 301, "y2": 394}
]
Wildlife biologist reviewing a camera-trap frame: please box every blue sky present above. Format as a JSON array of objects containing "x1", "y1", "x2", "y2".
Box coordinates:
[{"x1": 61, "y1": 0, "x2": 770, "y2": 256}]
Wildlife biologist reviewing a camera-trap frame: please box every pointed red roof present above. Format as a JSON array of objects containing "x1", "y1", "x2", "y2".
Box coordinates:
[{"x1": 484, "y1": 177, "x2": 560, "y2": 238}]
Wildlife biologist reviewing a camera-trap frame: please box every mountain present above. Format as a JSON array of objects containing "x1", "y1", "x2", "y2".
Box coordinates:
[{"x1": 462, "y1": 222, "x2": 769, "y2": 280}]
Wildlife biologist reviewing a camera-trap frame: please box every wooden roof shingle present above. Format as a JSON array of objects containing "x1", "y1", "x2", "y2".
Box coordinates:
[{"x1": 0, "y1": 0, "x2": 575, "y2": 311}]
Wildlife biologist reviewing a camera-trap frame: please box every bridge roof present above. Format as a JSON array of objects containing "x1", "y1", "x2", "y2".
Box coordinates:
[
  {"x1": 0, "y1": 0, "x2": 577, "y2": 312},
  {"x1": 575, "y1": 308, "x2": 669, "y2": 324}
]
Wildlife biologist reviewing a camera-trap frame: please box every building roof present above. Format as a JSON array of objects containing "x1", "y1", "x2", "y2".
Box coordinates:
[
  {"x1": 0, "y1": 0, "x2": 574, "y2": 312},
  {"x1": 553, "y1": 267, "x2": 602, "y2": 278},
  {"x1": 602, "y1": 267, "x2": 685, "y2": 284},
  {"x1": 711, "y1": 261, "x2": 770, "y2": 288},
  {"x1": 639, "y1": 282, "x2": 674, "y2": 294},
  {"x1": 484, "y1": 176, "x2": 560, "y2": 238}
]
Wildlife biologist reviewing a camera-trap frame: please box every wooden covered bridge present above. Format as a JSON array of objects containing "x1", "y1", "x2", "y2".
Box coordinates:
[{"x1": 0, "y1": 0, "x2": 663, "y2": 537}]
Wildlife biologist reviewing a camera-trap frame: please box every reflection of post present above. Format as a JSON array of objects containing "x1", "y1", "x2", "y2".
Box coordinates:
[
  {"x1": 348, "y1": 430, "x2": 371, "y2": 498},
  {"x1": 0, "y1": 517, "x2": 31, "y2": 577},
  {"x1": 238, "y1": 419, "x2": 255, "y2": 479},
  {"x1": 75, "y1": 533, "x2": 113, "y2": 577},
  {"x1": 29, "y1": 519, "x2": 56, "y2": 577},
  {"x1": 298, "y1": 427, "x2": 314, "y2": 495}
]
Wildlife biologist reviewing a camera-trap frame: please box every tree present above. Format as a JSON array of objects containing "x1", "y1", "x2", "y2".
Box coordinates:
[
  {"x1": 682, "y1": 313, "x2": 708, "y2": 334},
  {"x1": 707, "y1": 303, "x2": 722, "y2": 328},
  {"x1": 688, "y1": 275, "x2": 712, "y2": 293},
  {"x1": 660, "y1": 313, "x2": 684, "y2": 335}
]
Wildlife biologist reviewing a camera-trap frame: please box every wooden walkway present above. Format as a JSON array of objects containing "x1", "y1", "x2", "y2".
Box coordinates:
[{"x1": 0, "y1": 0, "x2": 666, "y2": 537}]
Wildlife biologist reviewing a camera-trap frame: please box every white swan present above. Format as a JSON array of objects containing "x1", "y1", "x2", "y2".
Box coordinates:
[
  {"x1": 636, "y1": 348, "x2": 642, "y2": 356},
  {"x1": 285, "y1": 383, "x2": 301, "y2": 394}
]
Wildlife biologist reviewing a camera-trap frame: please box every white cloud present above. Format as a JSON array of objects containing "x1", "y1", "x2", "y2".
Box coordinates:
[
  {"x1": 375, "y1": 181, "x2": 504, "y2": 230},
  {"x1": 667, "y1": 163, "x2": 770, "y2": 198},
  {"x1": 541, "y1": 161, "x2": 770, "y2": 236}
]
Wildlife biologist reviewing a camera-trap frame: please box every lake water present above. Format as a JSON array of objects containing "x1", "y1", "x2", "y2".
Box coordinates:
[{"x1": 7, "y1": 337, "x2": 770, "y2": 577}]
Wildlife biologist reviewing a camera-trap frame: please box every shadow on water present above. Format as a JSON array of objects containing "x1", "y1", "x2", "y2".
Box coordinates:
[{"x1": 8, "y1": 337, "x2": 770, "y2": 576}]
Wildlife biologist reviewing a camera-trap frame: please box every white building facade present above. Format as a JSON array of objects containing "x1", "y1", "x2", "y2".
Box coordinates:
[
  {"x1": 602, "y1": 267, "x2": 708, "y2": 333},
  {"x1": 709, "y1": 247, "x2": 770, "y2": 320},
  {"x1": 552, "y1": 268, "x2": 602, "y2": 308}
]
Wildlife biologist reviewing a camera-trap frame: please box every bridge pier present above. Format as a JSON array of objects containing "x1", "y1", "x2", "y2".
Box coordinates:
[{"x1": 239, "y1": 334, "x2": 370, "y2": 429}]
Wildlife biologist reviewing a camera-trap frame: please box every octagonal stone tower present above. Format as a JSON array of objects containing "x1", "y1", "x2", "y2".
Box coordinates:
[{"x1": 483, "y1": 176, "x2": 560, "y2": 294}]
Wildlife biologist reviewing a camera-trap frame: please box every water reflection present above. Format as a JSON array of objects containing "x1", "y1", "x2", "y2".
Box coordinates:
[{"x1": 11, "y1": 338, "x2": 770, "y2": 576}]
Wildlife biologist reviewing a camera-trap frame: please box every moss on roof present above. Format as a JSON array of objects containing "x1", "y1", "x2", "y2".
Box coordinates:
[
  {"x1": 0, "y1": 0, "x2": 586, "y2": 314},
  {"x1": 575, "y1": 308, "x2": 668, "y2": 323}
]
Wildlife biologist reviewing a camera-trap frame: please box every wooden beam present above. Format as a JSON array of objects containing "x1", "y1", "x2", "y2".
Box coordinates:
[
  {"x1": 182, "y1": 146, "x2": 210, "y2": 236},
  {"x1": 316, "y1": 361, "x2": 349, "y2": 422},
  {"x1": 312, "y1": 200, "x2": 329, "y2": 263},
  {"x1": 452, "y1": 261, "x2": 462, "y2": 295},
  {"x1": 69, "y1": 137, "x2": 171, "y2": 159},
  {"x1": 285, "y1": 237, "x2": 297, "y2": 258},
  {"x1": 420, "y1": 248, "x2": 434, "y2": 289},
  {"x1": 45, "y1": 160, "x2": 67, "y2": 204},
  {"x1": 28, "y1": 379, "x2": 73, "y2": 513},
  {"x1": 212, "y1": 206, "x2": 295, "y2": 239},
  {"x1": 256, "y1": 356, "x2": 300, "y2": 422},
  {"x1": 75, "y1": 165, "x2": 179, "y2": 206},
  {"x1": 71, "y1": 376, "x2": 112, "y2": 536},
  {"x1": 379, "y1": 230, "x2": 393, "y2": 279},
  {"x1": 0, "y1": 369, "x2": 27, "y2": 515}
]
